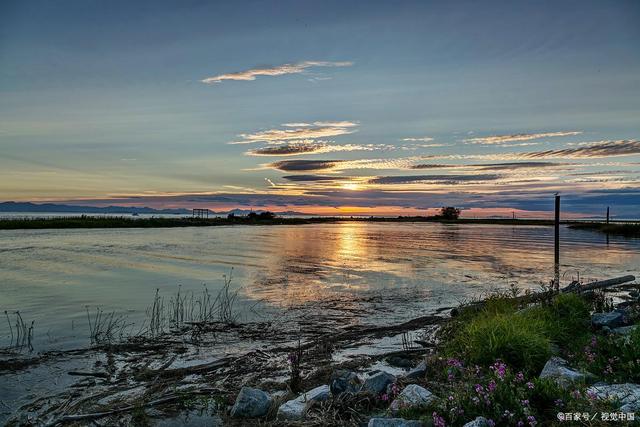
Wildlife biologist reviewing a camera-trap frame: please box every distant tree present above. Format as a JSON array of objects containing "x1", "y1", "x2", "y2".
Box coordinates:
[
  {"x1": 439, "y1": 206, "x2": 461, "y2": 220},
  {"x1": 257, "y1": 211, "x2": 275, "y2": 220},
  {"x1": 227, "y1": 213, "x2": 236, "y2": 220}
]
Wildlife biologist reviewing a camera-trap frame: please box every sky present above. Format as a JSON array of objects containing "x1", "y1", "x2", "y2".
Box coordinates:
[{"x1": 1, "y1": 0, "x2": 639, "y2": 217}]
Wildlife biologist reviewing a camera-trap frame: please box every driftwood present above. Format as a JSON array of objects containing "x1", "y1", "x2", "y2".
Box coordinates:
[
  {"x1": 47, "y1": 387, "x2": 223, "y2": 426},
  {"x1": 453, "y1": 275, "x2": 637, "y2": 315},
  {"x1": 67, "y1": 371, "x2": 109, "y2": 379}
]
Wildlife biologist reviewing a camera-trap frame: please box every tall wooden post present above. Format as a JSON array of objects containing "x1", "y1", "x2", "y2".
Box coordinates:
[
  {"x1": 606, "y1": 206, "x2": 610, "y2": 224},
  {"x1": 554, "y1": 194, "x2": 560, "y2": 289}
]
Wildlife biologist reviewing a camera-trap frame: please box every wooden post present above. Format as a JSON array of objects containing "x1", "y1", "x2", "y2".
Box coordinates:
[
  {"x1": 606, "y1": 206, "x2": 610, "y2": 224},
  {"x1": 554, "y1": 194, "x2": 560, "y2": 289}
]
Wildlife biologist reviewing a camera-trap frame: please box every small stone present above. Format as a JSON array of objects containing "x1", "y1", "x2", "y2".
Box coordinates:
[
  {"x1": 230, "y1": 387, "x2": 272, "y2": 418},
  {"x1": 612, "y1": 325, "x2": 637, "y2": 335},
  {"x1": 406, "y1": 361, "x2": 427, "y2": 380},
  {"x1": 277, "y1": 385, "x2": 330, "y2": 420},
  {"x1": 364, "y1": 371, "x2": 396, "y2": 394},
  {"x1": 592, "y1": 311, "x2": 624, "y2": 328},
  {"x1": 539, "y1": 356, "x2": 594, "y2": 388},
  {"x1": 463, "y1": 417, "x2": 490, "y2": 427},
  {"x1": 368, "y1": 417, "x2": 423, "y2": 427},
  {"x1": 386, "y1": 356, "x2": 413, "y2": 368},
  {"x1": 587, "y1": 383, "x2": 640, "y2": 411},
  {"x1": 330, "y1": 370, "x2": 361, "y2": 395},
  {"x1": 390, "y1": 384, "x2": 436, "y2": 412}
]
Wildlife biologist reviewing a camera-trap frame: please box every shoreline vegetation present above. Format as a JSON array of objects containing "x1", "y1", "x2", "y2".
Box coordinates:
[
  {"x1": 2, "y1": 275, "x2": 640, "y2": 426},
  {"x1": 1, "y1": 213, "x2": 638, "y2": 235}
]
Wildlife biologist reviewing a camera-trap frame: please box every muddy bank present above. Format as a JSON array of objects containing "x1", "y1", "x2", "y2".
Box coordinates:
[{"x1": 1, "y1": 298, "x2": 448, "y2": 426}]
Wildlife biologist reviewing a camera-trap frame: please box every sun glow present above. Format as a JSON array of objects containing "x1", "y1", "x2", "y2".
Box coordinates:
[{"x1": 341, "y1": 182, "x2": 361, "y2": 191}]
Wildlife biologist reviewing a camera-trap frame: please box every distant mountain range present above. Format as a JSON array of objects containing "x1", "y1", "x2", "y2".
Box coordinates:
[{"x1": 0, "y1": 201, "x2": 306, "y2": 216}]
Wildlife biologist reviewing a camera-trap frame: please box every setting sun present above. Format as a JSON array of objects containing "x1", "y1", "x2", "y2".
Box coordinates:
[{"x1": 341, "y1": 182, "x2": 361, "y2": 191}]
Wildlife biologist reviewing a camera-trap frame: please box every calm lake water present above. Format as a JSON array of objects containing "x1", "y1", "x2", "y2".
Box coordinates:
[{"x1": 1, "y1": 222, "x2": 639, "y2": 352}]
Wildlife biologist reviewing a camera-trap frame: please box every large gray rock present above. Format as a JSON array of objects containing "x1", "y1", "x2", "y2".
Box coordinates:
[
  {"x1": 587, "y1": 383, "x2": 640, "y2": 412},
  {"x1": 592, "y1": 311, "x2": 624, "y2": 328},
  {"x1": 539, "y1": 356, "x2": 594, "y2": 388},
  {"x1": 390, "y1": 384, "x2": 436, "y2": 412},
  {"x1": 405, "y1": 361, "x2": 427, "y2": 380},
  {"x1": 463, "y1": 417, "x2": 490, "y2": 427},
  {"x1": 368, "y1": 418, "x2": 423, "y2": 427},
  {"x1": 330, "y1": 370, "x2": 361, "y2": 395},
  {"x1": 364, "y1": 371, "x2": 396, "y2": 394},
  {"x1": 277, "y1": 385, "x2": 330, "y2": 420},
  {"x1": 230, "y1": 387, "x2": 272, "y2": 418}
]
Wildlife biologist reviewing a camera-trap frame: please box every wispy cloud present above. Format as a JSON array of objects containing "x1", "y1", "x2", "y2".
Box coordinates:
[
  {"x1": 426, "y1": 140, "x2": 640, "y2": 161},
  {"x1": 232, "y1": 122, "x2": 358, "y2": 144},
  {"x1": 464, "y1": 131, "x2": 582, "y2": 145},
  {"x1": 268, "y1": 160, "x2": 345, "y2": 172},
  {"x1": 368, "y1": 174, "x2": 501, "y2": 185},
  {"x1": 470, "y1": 161, "x2": 567, "y2": 170},
  {"x1": 282, "y1": 175, "x2": 354, "y2": 182},
  {"x1": 201, "y1": 61, "x2": 353, "y2": 84},
  {"x1": 520, "y1": 140, "x2": 640, "y2": 159},
  {"x1": 246, "y1": 142, "x2": 393, "y2": 156},
  {"x1": 402, "y1": 137, "x2": 434, "y2": 142}
]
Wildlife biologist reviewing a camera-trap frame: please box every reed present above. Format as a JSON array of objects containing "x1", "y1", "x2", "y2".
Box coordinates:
[
  {"x1": 140, "y1": 269, "x2": 241, "y2": 337},
  {"x1": 3, "y1": 310, "x2": 34, "y2": 351},
  {"x1": 86, "y1": 306, "x2": 132, "y2": 344}
]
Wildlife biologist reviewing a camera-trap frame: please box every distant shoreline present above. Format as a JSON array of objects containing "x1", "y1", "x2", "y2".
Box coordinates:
[{"x1": 0, "y1": 215, "x2": 638, "y2": 235}]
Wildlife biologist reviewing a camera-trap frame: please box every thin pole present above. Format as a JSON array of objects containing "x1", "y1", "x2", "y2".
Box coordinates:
[
  {"x1": 606, "y1": 206, "x2": 610, "y2": 224},
  {"x1": 554, "y1": 195, "x2": 560, "y2": 289}
]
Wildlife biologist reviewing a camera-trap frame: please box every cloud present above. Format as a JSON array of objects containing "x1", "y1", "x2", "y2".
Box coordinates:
[
  {"x1": 410, "y1": 164, "x2": 458, "y2": 169},
  {"x1": 233, "y1": 122, "x2": 358, "y2": 144},
  {"x1": 246, "y1": 141, "x2": 393, "y2": 156},
  {"x1": 268, "y1": 160, "x2": 345, "y2": 172},
  {"x1": 369, "y1": 174, "x2": 501, "y2": 185},
  {"x1": 470, "y1": 161, "x2": 567, "y2": 170},
  {"x1": 464, "y1": 131, "x2": 582, "y2": 145},
  {"x1": 426, "y1": 140, "x2": 640, "y2": 161},
  {"x1": 402, "y1": 137, "x2": 434, "y2": 142},
  {"x1": 282, "y1": 175, "x2": 353, "y2": 182},
  {"x1": 521, "y1": 140, "x2": 640, "y2": 159},
  {"x1": 201, "y1": 61, "x2": 353, "y2": 84}
]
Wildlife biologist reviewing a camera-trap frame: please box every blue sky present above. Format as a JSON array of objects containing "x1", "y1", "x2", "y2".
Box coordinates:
[{"x1": 1, "y1": 0, "x2": 639, "y2": 216}]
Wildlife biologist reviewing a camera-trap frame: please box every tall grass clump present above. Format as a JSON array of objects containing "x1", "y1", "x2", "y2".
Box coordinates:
[
  {"x1": 446, "y1": 311, "x2": 551, "y2": 374},
  {"x1": 445, "y1": 293, "x2": 592, "y2": 374}
]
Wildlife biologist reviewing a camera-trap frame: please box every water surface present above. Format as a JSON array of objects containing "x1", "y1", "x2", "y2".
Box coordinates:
[{"x1": 1, "y1": 222, "x2": 638, "y2": 352}]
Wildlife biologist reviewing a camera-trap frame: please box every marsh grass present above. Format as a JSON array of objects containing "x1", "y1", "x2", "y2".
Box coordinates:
[
  {"x1": 140, "y1": 269, "x2": 241, "y2": 338},
  {"x1": 86, "y1": 306, "x2": 133, "y2": 345},
  {"x1": 3, "y1": 310, "x2": 34, "y2": 352}
]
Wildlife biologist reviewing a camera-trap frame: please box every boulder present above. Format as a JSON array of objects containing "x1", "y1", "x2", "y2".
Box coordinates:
[
  {"x1": 463, "y1": 417, "x2": 490, "y2": 427},
  {"x1": 539, "y1": 357, "x2": 594, "y2": 388},
  {"x1": 330, "y1": 370, "x2": 361, "y2": 395},
  {"x1": 230, "y1": 387, "x2": 272, "y2": 418},
  {"x1": 405, "y1": 361, "x2": 427, "y2": 380},
  {"x1": 587, "y1": 383, "x2": 640, "y2": 412},
  {"x1": 364, "y1": 371, "x2": 396, "y2": 394},
  {"x1": 368, "y1": 417, "x2": 423, "y2": 427},
  {"x1": 592, "y1": 311, "x2": 624, "y2": 328},
  {"x1": 277, "y1": 385, "x2": 330, "y2": 420},
  {"x1": 390, "y1": 384, "x2": 436, "y2": 412}
]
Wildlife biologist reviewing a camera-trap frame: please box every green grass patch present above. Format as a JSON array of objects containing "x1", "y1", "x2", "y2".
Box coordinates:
[{"x1": 444, "y1": 293, "x2": 591, "y2": 374}]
